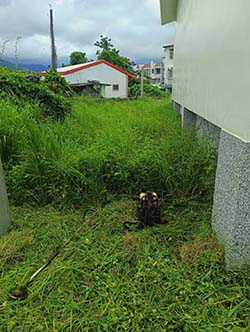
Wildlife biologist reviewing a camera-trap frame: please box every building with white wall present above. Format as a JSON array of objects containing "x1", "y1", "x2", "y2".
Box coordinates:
[
  {"x1": 133, "y1": 61, "x2": 163, "y2": 85},
  {"x1": 162, "y1": 44, "x2": 174, "y2": 92},
  {"x1": 160, "y1": 0, "x2": 250, "y2": 269},
  {"x1": 43, "y1": 60, "x2": 136, "y2": 98}
]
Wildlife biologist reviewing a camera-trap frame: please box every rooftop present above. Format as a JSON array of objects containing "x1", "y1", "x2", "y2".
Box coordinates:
[{"x1": 41, "y1": 60, "x2": 137, "y2": 80}]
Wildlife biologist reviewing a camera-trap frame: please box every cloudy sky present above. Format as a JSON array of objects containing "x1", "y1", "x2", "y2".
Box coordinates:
[{"x1": 0, "y1": 0, "x2": 175, "y2": 65}]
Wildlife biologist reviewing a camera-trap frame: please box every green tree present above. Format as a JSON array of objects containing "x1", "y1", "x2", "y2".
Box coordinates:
[
  {"x1": 70, "y1": 51, "x2": 87, "y2": 65},
  {"x1": 94, "y1": 35, "x2": 114, "y2": 54},
  {"x1": 94, "y1": 35, "x2": 134, "y2": 74}
]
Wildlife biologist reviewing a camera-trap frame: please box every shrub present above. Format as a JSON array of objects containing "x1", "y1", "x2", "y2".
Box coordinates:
[
  {"x1": 0, "y1": 67, "x2": 72, "y2": 120},
  {"x1": 129, "y1": 81, "x2": 168, "y2": 98},
  {"x1": 42, "y1": 70, "x2": 74, "y2": 97}
]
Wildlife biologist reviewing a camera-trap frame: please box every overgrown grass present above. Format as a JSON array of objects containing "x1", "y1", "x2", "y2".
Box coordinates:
[
  {"x1": 1, "y1": 96, "x2": 216, "y2": 208},
  {"x1": 1, "y1": 94, "x2": 239, "y2": 331},
  {"x1": 0, "y1": 203, "x2": 249, "y2": 331}
]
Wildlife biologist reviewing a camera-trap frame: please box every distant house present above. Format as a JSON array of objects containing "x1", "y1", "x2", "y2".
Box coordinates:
[
  {"x1": 42, "y1": 60, "x2": 136, "y2": 98},
  {"x1": 133, "y1": 61, "x2": 163, "y2": 85},
  {"x1": 162, "y1": 44, "x2": 174, "y2": 92},
  {"x1": 160, "y1": 0, "x2": 250, "y2": 269}
]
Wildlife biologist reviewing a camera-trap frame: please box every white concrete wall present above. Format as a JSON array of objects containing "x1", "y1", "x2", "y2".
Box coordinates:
[
  {"x1": 172, "y1": 0, "x2": 250, "y2": 142},
  {"x1": 0, "y1": 159, "x2": 10, "y2": 236},
  {"x1": 149, "y1": 62, "x2": 163, "y2": 85},
  {"x1": 163, "y1": 47, "x2": 174, "y2": 86},
  {"x1": 62, "y1": 64, "x2": 128, "y2": 98}
]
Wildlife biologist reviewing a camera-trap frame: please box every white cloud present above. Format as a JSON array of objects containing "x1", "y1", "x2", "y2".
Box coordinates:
[{"x1": 0, "y1": 0, "x2": 175, "y2": 63}]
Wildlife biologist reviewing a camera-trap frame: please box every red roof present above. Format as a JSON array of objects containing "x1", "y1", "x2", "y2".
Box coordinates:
[{"x1": 41, "y1": 60, "x2": 137, "y2": 80}]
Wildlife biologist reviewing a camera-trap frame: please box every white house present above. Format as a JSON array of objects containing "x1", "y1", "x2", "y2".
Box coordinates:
[
  {"x1": 160, "y1": 0, "x2": 250, "y2": 269},
  {"x1": 43, "y1": 60, "x2": 136, "y2": 98},
  {"x1": 162, "y1": 44, "x2": 174, "y2": 92}
]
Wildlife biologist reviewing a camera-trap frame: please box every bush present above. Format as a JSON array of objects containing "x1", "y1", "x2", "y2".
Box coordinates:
[
  {"x1": 42, "y1": 70, "x2": 74, "y2": 97},
  {"x1": 0, "y1": 67, "x2": 72, "y2": 120},
  {"x1": 129, "y1": 81, "x2": 168, "y2": 98}
]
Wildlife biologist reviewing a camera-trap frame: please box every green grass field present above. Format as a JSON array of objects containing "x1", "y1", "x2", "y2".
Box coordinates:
[
  {"x1": 1, "y1": 204, "x2": 249, "y2": 331},
  {"x1": 1, "y1": 96, "x2": 215, "y2": 207},
  {"x1": 1, "y1": 96, "x2": 249, "y2": 331}
]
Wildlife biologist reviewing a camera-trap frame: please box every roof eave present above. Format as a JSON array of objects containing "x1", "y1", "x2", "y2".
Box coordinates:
[
  {"x1": 39, "y1": 60, "x2": 137, "y2": 80},
  {"x1": 160, "y1": 0, "x2": 178, "y2": 25},
  {"x1": 162, "y1": 44, "x2": 174, "y2": 49}
]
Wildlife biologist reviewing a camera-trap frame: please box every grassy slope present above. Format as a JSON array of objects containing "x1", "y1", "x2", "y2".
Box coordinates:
[{"x1": 0, "y1": 204, "x2": 249, "y2": 332}]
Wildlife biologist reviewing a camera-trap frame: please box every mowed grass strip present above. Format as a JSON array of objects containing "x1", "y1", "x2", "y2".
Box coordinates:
[{"x1": 0, "y1": 204, "x2": 249, "y2": 332}]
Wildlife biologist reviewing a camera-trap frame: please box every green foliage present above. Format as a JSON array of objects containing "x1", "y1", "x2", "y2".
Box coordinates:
[
  {"x1": 0, "y1": 204, "x2": 250, "y2": 331},
  {"x1": 0, "y1": 67, "x2": 72, "y2": 120},
  {"x1": 1, "y1": 96, "x2": 216, "y2": 208},
  {"x1": 70, "y1": 51, "x2": 87, "y2": 65},
  {"x1": 129, "y1": 81, "x2": 168, "y2": 98},
  {"x1": 43, "y1": 70, "x2": 74, "y2": 96},
  {"x1": 94, "y1": 35, "x2": 114, "y2": 52},
  {"x1": 95, "y1": 35, "x2": 134, "y2": 74},
  {"x1": 98, "y1": 49, "x2": 134, "y2": 74}
]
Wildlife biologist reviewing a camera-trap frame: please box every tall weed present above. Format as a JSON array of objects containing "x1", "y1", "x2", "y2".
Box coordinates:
[{"x1": 1, "y1": 96, "x2": 217, "y2": 207}]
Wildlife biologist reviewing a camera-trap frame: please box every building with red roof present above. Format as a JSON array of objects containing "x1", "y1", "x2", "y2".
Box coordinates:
[{"x1": 41, "y1": 60, "x2": 136, "y2": 98}]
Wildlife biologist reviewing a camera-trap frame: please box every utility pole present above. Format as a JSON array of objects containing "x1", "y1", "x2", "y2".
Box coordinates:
[
  {"x1": 50, "y1": 5, "x2": 57, "y2": 71},
  {"x1": 140, "y1": 67, "x2": 144, "y2": 97}
]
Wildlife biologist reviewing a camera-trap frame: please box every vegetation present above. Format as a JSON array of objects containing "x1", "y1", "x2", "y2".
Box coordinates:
[
  {"x1": 1, "y1": 203, "x2": 250, "y2": 331},
  {"x1": 70, "y1": 51, "x2": 88, "y2": 65},
  {"x1": 43, "y1": 70, "x2": 74, "y2": 97},
  {"x1": 1, "y1": 73, "x2": 249, "y2": 331},
  {"x1": 130, "y1": 81, "x2": 168, "y2": 98},
  {"x1": 1, "y1": 96, "x2": 215, "y2": 208},
  {"x1": 95, "y1": 35, "x2": 134, "y2": 74},
  {"x1": 0, "y1": 67, "x2": 73, "y2": 120}
]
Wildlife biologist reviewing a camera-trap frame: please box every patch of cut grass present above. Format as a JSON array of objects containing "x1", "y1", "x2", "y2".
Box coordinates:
[{"x1": 0, "y1": 204, "x2": 249, "y2": 332}]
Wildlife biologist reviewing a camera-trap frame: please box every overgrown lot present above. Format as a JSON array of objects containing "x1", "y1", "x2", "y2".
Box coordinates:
[
  {"x1": 1, "y1": 96, "x2": 215, "y2": 208},
  {"x1": 1, "y1": 93, "x2": 249, "y2": 331}
]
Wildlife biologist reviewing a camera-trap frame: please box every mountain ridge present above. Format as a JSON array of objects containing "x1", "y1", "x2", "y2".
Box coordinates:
[{"x1": 0, "y1": 59, "x2": 47, "y2": 72}]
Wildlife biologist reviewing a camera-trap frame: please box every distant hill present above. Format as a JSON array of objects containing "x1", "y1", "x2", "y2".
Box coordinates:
[{"x1": 0, "y1": 59, "x2": 47, "y2": 72}]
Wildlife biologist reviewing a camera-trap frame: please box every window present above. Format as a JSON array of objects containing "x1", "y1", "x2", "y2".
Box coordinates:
[
  {"x1": 167, "y1": 68, "x2": 173, "y2": 79},
  {"x1": 113, "y1": 84, "x2": 119, "y2": 91},
  {"x1": 155, "y1": 68, "x2": 161, "y2": 74},
  {"x1": 169, "y1": 48, "x2": 174, "y2": 59},
  {"x1": 143, "y1": 69, "x2": 150, "y2": 76},
  {"x1": 152, "y1": 69, "x2": 155, "y2": 74}
]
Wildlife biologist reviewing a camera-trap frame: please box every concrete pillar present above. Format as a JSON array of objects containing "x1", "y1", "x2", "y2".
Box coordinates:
[
  {"x1": 179, "y1": 104, "x2": 220, "y2": 148},
  {"x1": 196, "y1": 115, "x2": 221, "y2": 147},
  {"x1": 173, "y1": 100, "x2": 250, "y2": 269},
  {"x1": 0, "y1": 159, "x2": 10, "y2": 236},
  {"x1": 182, "y1": 107, "x2": 197, "y2": 130},
  {"x1": 213, "y1": 131, "x2": 250, "y2": 269},
  {"x1": 172, "y1": 101, "x2": 181, "y2": 113}
]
